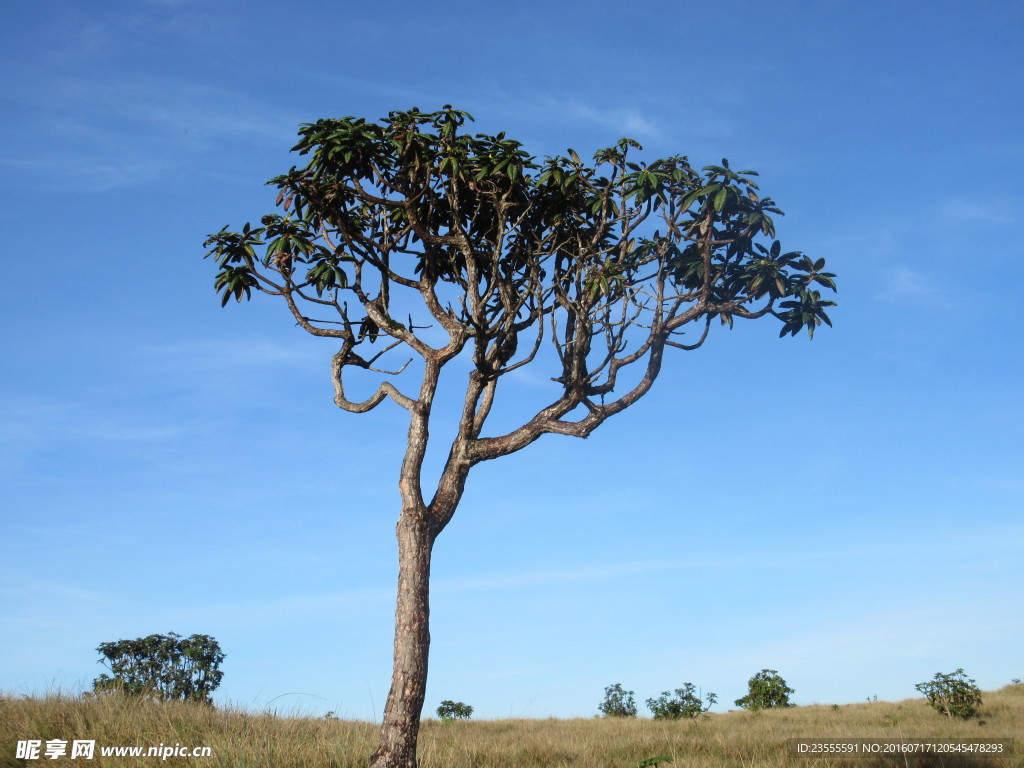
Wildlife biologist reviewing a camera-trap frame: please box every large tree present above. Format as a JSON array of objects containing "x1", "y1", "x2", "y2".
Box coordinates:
[{"x1": 203, "y1": 106, "x2": 836, "y2": 768}]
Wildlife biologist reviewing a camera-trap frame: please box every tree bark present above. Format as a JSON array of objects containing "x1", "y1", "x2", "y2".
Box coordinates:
[{"x1": 370, "y1": 509, "x2": 435, "y2": 768}]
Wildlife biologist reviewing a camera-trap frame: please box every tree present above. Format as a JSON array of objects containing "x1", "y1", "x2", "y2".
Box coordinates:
[
  {"x1": 91, "y1": 632, "x2": 224, "y2": 705},
  {"x1": 598, "y1": 683, "x2": 638, "y2": 717},
  {"x1": 915, "y1": 668, "x2": 983, "y2": 719},
  {"x1": 435, "y1": 700, "x2": 473, "y2": 721},
  {"x1": 646, "y1": 684, "x2": 717, "y2": 719},
  {"x1": 734, "y1": 668, "x2": 795, "y2": 710},
  {"x1": 203, "y1": 106, "x2": 836, "y2": 768}
]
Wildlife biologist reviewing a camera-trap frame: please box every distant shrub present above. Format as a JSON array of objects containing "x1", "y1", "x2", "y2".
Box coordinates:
[
  {"x1": 91, "y1": 632, "x2": 224, "y2": 705},
  {"x1": 734, "y1": 669, "x2": 795, "y2": 710},
  {"x1": 915, "y1": 668, "x2": 982, "y2": 719},
  {"x1": 435, "y1": 700, "x2": 473, "y2": 721},
  {"x1": 645, "y1": 684, "x2": 716, "y2": 719},
  {"x1": 598, "y1": 683, "x2": 637, "y2": 718}
]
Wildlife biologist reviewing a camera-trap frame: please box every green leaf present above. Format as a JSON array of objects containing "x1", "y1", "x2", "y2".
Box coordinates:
[
  {"x1": 713, "y1": 187, "x2": 727, "y2": 211},
  {"x1": 266, "y1": 236, "x2": 288, "y2": 256},
  {"x1": 816, "y1": 274, "x2": 837, "y2": 290}
]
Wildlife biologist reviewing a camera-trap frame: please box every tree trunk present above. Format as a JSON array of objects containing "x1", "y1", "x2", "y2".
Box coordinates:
[{"x1": 370, "y1": 510, "x2": 435, "y2": 768}]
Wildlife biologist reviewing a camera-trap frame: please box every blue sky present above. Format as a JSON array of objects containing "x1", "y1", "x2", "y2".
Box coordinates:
[{"x1": 1, "y1": 0, "x2": 1022, "y2": 720}]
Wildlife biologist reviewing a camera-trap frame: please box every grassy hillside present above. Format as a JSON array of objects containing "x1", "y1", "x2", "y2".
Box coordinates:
[{"x1": 2, "y1": 685, "x2": 1020, "y2": 767}]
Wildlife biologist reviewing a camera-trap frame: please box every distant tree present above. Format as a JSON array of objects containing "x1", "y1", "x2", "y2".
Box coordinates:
[
  {"x1": 435, "y1": 700, "x2": 473, "y2": 721},
  {"x1": 598, "y1": 683, "x2": 638, "y2": 717},
  {"x1": 91, "y1": 632, "x2": 224, "y2": 705},
  {"x1": 646, "y1": 684, "x2": 717, "y2": 719},
  {"x1": 734, "y1": 669, "x2": 795, "y2": 710},
  {"x1": 915, "y1": 668, "x2": 982, "y2": 719},
  {"x1": 203, "y1": 106, "x2": 836, "y2": 768}
]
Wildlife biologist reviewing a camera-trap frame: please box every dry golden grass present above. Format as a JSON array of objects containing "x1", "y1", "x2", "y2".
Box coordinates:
[{"x1": 2, "y1": 685, "x2": 1020, "y2": 768}]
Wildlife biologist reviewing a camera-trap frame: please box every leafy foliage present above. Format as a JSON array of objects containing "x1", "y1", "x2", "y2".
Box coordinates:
[
  {"x1": 597, "y1": 683, "x2": 637, "y2": 718},
  {"x1": 734, "y1": 669, "x2": 795, "y2": 710},
  {"x1": 435, "y1": 700, "x2": 473, "y2": 721},
  {"x1": 645, "y1": 684, "x2": 717, "y2": 719},
  {"x1": 915, "y1": 669, "x2": 982, "y2": 719},
  {"x1": 203, "y1": 108, "x2": 837, "y2": 403},
  {"x1": 91, "y1": 632, "x2": 224, "y2": 705}
]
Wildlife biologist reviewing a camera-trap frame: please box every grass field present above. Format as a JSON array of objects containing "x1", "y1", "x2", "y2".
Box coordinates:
[{"x1": 2, "y1": 684, "x2": 1020, "y2": 767}]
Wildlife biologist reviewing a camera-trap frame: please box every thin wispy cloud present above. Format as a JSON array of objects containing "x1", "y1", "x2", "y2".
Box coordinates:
[
  {"x1": 478, "y1": 91, "x2": 741, "y2": 162},
  {"x1": 937, "y1": 199, "x2": 1016, "y2": 226},
  {"x1": 2, "y1": 77, "x2": 298, "y2": 191},
  {"x1": 0, "y1": 579, "x2": 112, "y2": 612},
  {"x1": 433, "y1": 559, "x2": 716, "y2": 595},
  {"x1": 39, "y1": 2, "x2": 221, "y2": 66},
  {"x1": 140, "y1": 338, "x2": 320, "y2": 372},
  {"x1": 876, "y1": 266, "x2": 950, "y2": 306},
  {"x1": 560, "y1": 102, "x2": 661, "y2": 139},
  {"x1": 0, "y1": 395, "x2": 205, "y2": 477},
  {"x1": 0, "y1": 153, "x2": 181, "y2": 195},
  {"x1": 751, "y1": 598, "x2": 1016, "y2": 672},
  {"x1": 0, "y1": 398, "x2": 71, "y2": 473},
  {"x1": 153, "y1": 587, "x2": 395, "y2": 632},
  {"x1": 471, "y1": 90, "x2": 670, "y2": 147}
]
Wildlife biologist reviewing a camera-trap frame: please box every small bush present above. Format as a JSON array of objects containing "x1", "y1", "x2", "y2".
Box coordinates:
[
  {"x1": 435, "y1": 700, "x2": 473, "y2": 720},
  {"x1": 915, "y1": 668, "x2": 982, "y2": 719},
  {"x1": 734, "y1": 669, "x2": 795, "y2": 710},
  {"x1": 598, "y1": 683, "x2": 637, "y2": 718},
  {"x1": 645, "y1": 684, "x2": 716, "y2": 719}
]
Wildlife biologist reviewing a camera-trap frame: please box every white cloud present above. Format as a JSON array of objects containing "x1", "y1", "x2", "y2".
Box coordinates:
[
  {"x1": 140, "y1": 338, "x2": 318, "y2": 371},
  {"x1": 875, "y1": 266, "x2": 949, "y2": 306},
  {"x1": 432, "y1": 559, "x2": 718, "y2": 595},
  {"x1": 938, "y1": 199, "x2": 1015, "y2": 225},
  {"x1": 559, "y1": 103, "x2": 661, "y2": 139},
  {"x1": 2, "y1": 76, "x2": 298, "y2": 191},
  {"x1": 0, "y1": 396, "x2": 198, "y2": 453}
]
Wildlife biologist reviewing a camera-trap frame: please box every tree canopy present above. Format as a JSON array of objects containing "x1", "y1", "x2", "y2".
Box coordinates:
[
  {"x1": 205, "y1": 106, "x2": 835, "y2": 459},
  {"x1": 92, "y1": 632, "x2": 225, "y2": 705}
]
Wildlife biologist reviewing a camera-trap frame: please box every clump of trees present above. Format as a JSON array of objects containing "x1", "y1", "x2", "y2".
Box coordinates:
[
  {"x1": 435, "y1": 700, "x2": 473, "y2": 721},
  {"x1": 915, "y1": 668, "x2": 983, "y2": 719},
  {"x1": 599, "y1": 666, "x2": 1002, "y2": 721},
  {"x1": 646, "y1": 684, "x2": 717, "y2": 719},
  {"x1": 734, "y1": 669, "x2": 795, "y2": 710},
  {"x1": 602, "y1": 671, "x2": 794, "y2": 718},
  {"x1": 598, "y1": 683, "x2": 638, "y2": 717},
  {"x1": 91, "y1": 632, "x2": 225, "y2": 705}
]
